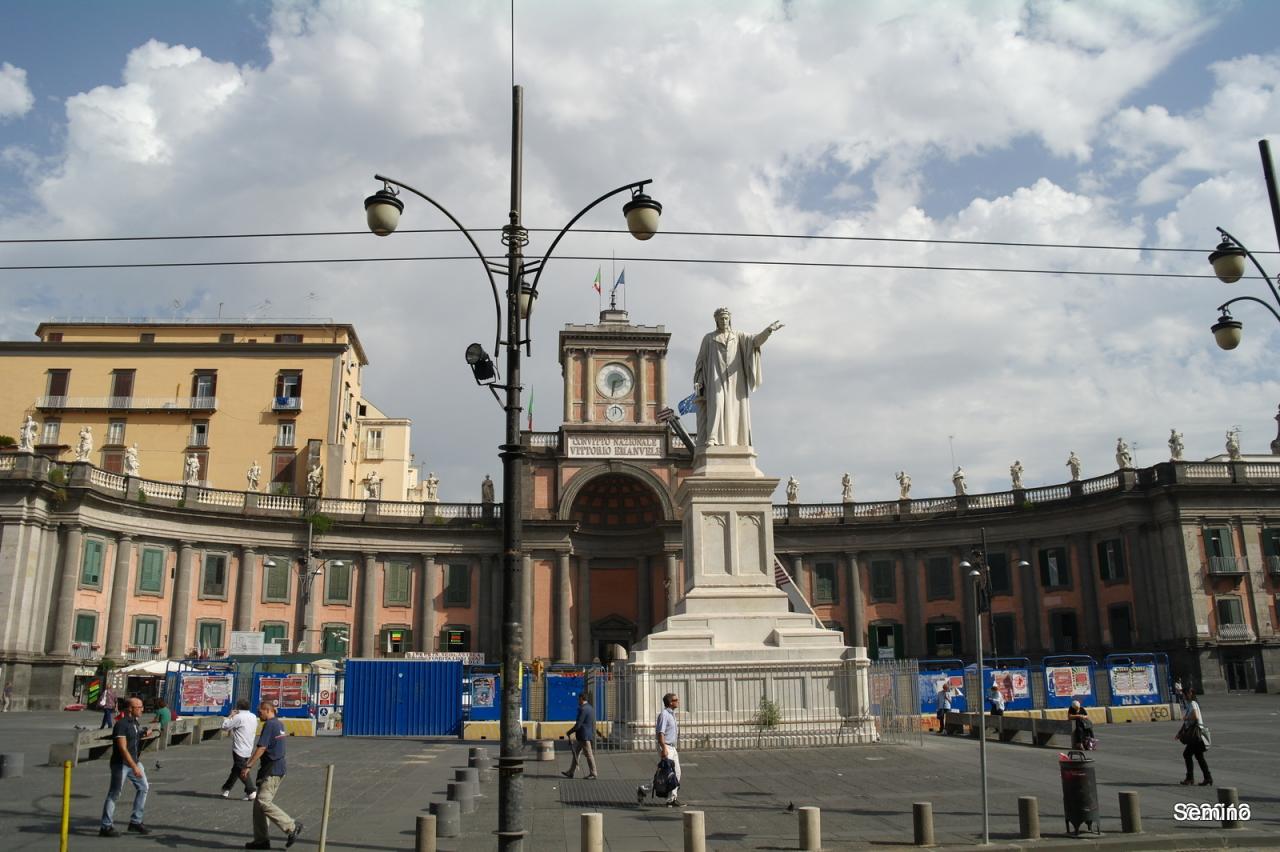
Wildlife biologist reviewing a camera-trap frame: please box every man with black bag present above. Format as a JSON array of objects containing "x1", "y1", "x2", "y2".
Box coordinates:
[{"x1": 655, "y1": 693, "x2": 683, "y2": 806}]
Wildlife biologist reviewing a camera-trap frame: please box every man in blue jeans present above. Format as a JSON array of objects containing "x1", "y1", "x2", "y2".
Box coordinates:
[{"x1": 100, "y1": 697, "x2": 150, "y2": 836}]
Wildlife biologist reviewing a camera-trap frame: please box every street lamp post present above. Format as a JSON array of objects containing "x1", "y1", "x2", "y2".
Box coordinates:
[
  {"x1": 1207, "y1": 139, "x2": 1280, "y2": 349},
  {"x1": 363, "y1": 85, "x2": 660, "y2": 850}
]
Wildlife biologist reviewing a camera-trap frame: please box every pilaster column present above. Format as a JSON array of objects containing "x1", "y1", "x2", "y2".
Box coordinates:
[
  {"x1": 104, "y1": 534, "x2": 134, "y2": 659},
  {"x1": 656, "y1": 355, "x2": 667, "y2": 410},
  {"x1": 637, "y1": 555, "x2": 652, "y2": 635},
  {"x1": 420, "y1": 554, "x2": 437, "y2": 652},
  {"x1": 168, "y1": 542, "x2": 195, "y2": 657},
  {"x1": 846, "y1": 552, "x2": 866, "y2": 648},
  {"x1": 1074, "y1": 534, "x2": 1103, "y2": 651},
  {"x1": 521, "y1": 553, "x2": 534, "y2": 659},
  {"x1": 636, "y1": 353, "x2": 647, "y2": 423},
  {"x1": 584, "y1": 349, "x2": 595, "y2": 422},
  {"x1": 234, "y1": 546, "x2": 256, "y2": 633},
  {"x1": 555, "y1": 552, "x2": 573, "y2": 663},
  {"x1": 360, "y1": 553, "x2": 377, "y2": 657},
  {"x1": 665, "y1": 551, "x2": 679, "y2": 617},
  {"x1": 1238, "y1": 517, "x2": 1274, "y2": 639},
  {"x1": 563, "y1": 351, "x2": 574, "y2": 423},
  {"x1": 791, "y1": 554, "x2": 806, "y2": 604},
  {"x1": 1018, "y1": 540, "x2": 1043, "y2": 655},
  {"x1": 1122, "y1": 525, "x2": 1157, "y2": 644},
  {"x1": 577, "y1": 556, "x2": 592, "y2": 663},
  {"x1": 50, "y1": 525, "x2": 84, "y2": 656},
  {"x1": 901, "y1": 550, "x2": 924, "y2": 657}
]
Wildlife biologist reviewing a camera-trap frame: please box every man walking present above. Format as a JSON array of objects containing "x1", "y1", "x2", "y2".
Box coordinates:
[
  {"x1": 100, "y1": 697, "x2": 150, "y2": 837},
  {"x1": 240, "y1": 700, "x2": 303, "y2": 849},
  {"x1": 220, "y1": 698, "x2": 258, "y2": 800},
  {"x1": 656, "y1": 692, "x2": 683, "y2": 807},
  {"x1": 98, "y1": 684, "x2": 117, "y2": 729},
  {"x1": 561, "y1": 691, "x2": 597, "y2": 780}
]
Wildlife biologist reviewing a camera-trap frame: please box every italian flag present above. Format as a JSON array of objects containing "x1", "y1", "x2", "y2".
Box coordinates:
[{"x1": 592, "y1": 268, "x2": 602, "y2": 294}]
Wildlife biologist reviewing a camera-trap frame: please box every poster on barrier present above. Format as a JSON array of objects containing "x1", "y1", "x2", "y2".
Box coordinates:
[
  {"x1": 986, "y1": 668, "x2": 1033, "y2": 710},
  {"x1": 1108, "y1": 664, "x2": 1159, "y2": 705},
  {"x1": 254, "y1": 673, "x2": 311, "y2": 717},
  {"x1": 1045, "y1": 665, "x2": 1094, "y2": 707},
  {"x1": 471, "y1": 675, "x2": 496, "y2": 710},
  {"x1": 918, "y1": 670, "x2": 966, "y2": 713},
  {"x1": 176, "y1": 673, "x2": 234, "y2": 715}
]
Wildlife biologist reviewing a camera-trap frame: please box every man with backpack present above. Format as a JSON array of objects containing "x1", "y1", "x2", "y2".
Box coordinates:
[{"x1": 655, "y1": 693, "x2": 683, "y2": 807}]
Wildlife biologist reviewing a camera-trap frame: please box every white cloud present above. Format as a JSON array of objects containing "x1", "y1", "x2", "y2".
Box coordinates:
[{"x1": 0, "y1": 62, "x2": 34, "y2": 119}]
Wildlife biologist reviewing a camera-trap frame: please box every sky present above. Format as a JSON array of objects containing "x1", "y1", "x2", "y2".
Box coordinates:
[{"x1": 2, "y1": 0, "x2": 1280, "y2": 503}]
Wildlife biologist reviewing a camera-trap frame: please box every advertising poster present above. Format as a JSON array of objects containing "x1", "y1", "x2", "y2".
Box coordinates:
[
  {"x1": 1045, "y1": 665, "x2": 1094, "y2": 707},
  {"x1": 472, "y1": 675, "x2": 496, "y2": 709},
  {"x1": 177, "y1": 674, "x2": 234, "y2": 714},
  {"x1": 255, "y1": 674, "x2": 310, "y2": 716},
  {"x1": 986, "y1": 668, "x2": 1033, "y2": 710},
  {"x1": 1108, "y1": 664, "x2": 1159, "y2": 705},
  {"x1": 918, "y1": 670, "x2": 966, "y2": 713}
]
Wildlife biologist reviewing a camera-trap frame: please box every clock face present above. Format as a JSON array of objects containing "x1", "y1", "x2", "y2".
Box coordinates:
[
  {"x1": 605, "y1": 404, "x2": 625, "y2": 422},
  {"x1": 595, "y1": 363, "x2": 635, "y2": 399}
]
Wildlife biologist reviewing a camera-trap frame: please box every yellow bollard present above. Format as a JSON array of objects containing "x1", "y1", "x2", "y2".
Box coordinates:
[
  {"x1": 318, "y1": 764, "x2": 335, "y2": 851},
  {"x1": 60, "y1": 760, "x2": 72, "y2": 852}
]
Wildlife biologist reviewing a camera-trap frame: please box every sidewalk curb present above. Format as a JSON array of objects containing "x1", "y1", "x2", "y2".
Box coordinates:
[{"x1": 939, "y1": 831, "x2": 1280, "y2": 851}]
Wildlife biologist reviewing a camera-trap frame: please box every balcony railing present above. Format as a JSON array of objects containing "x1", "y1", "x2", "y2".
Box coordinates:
[
  {"x1": 71, "y1": 643, "x2": 101, "y2": 659},
  {"x1": 125, "y1": 647, "x2": 161, "y2": 662},
  {"x1": 272, "y1": 396, "x2": 303, "y2": 412},
  {"x1": 37, "y1": 396, "x2": 217, "y2": 411},
  {"x1": 364, "y1": 446, "x2": 384, "y2": 460},
  {"x1": 1216, "y1": 623, "x2": 1256, "y2": 642},
  {"x1": 1207, "y1": 556, "x2": 1248, "y2": 575}
]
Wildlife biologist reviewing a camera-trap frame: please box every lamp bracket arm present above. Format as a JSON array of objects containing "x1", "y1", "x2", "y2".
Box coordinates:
[
  {"x1": 1218, "y1": 295, "x2": 1280, "y2": 325},
  {"x1": 375, "y1": 173, "x2": 504, "y2": 358},
  {"x1": 1216, "y1": 227, "x2": 1280, "y2": 308},
  {"x1": 527, "y1": 179, "x2": 653, "y2": 297}
]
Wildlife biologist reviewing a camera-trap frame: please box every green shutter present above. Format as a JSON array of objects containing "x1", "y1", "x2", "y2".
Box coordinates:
[
  {"x1": 139, "y1": 549, "x2": 163, "y2": 592},
  {"x1": 328, "y1": 564, "x2": 349, "y2": 601},
  {"x1": 132, "y1": 618, "x2": 157, "y2": 646},
  {"x1": 74, "y1": 613, "x2": 96, "y2": 642},
  {"x1": 267, "y1": 562, "x2": 288, "y2": 599},
  {"x1": 387, "y1": 562, "x2": 409, "y2": 604},
  {"x1": 81, "y1": 540, "x2": 103, "y2": 585}
]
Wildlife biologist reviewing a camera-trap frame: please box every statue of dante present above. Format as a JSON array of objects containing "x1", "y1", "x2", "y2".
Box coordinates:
[{"x1": 692, "y1": 308, "x2": 783, "y2": 448}]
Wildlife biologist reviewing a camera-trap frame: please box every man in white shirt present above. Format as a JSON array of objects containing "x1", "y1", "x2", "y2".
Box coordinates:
[{"x1": 220, "y1": 698, "x2": 259, "y2": 800}]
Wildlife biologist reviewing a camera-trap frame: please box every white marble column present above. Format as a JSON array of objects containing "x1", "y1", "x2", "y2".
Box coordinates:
[{"x1": 104, "y1": 534, "x2": 134, "y2": 659}]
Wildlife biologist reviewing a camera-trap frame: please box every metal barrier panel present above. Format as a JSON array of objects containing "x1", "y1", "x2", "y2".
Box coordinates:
[
  {"x1": 463, "y1": 667, "x2": 530, "y2": 721},
  {"x1": 1102, "y1": 654, "x2": 1162, "y2": 706},
  {"x1": 342, "y1": 659, "x2": 463, "y2": 736},
  {"x1": 544, "y1": 668, "x2": 609, "y2": 721},
  {"x1": 1043, "y1": 656, "x2": 1098, "y2": 708},
  {"x1": 172, "y1": 670, "x2": 235, "y2": 716},
  {"x1": 870, "y1": 658, "x2": 923, "y2": 746},
  {"x1": 918, "y1": 660, "x2": 967, "y2": 713},
  {"x1": 252, "y1": 672, "x2": 312, "y2": 717}
]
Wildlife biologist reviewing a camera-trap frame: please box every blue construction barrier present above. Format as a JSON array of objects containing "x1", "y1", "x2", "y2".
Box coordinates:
[
  {"x1": 342, "y1": 659, "x2": 463, "y2": 736},
  {"x1": 1101, "y1": 653, "x2": 1165, "y2": 706},
  {"x1": 544, "y1": 667, "x2": 608, "y2": 721},
  {"x1": 168, "y1": 665, "x2": 236, "y2": 716},
  {"x1": 464, "y1": 666, "x2": 530, "y2": 721},
  {"x1": 918, "y1": 658, "x2": 968, "y2": 713},
  {"x1": 966, "y1": 657, "x2": 1035, "y2": 711},
  {"x1": 1042, "y1": 655, "x2": 1097, "y2": 708}
]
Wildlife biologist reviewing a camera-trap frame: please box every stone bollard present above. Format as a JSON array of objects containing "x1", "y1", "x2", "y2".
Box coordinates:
[
  {"x1": 1119, "y1": 791, "x2": 1141, "y2": 834},
  {"x1": 581, "y1": 812, "x2": 604, "y2": 852},
  {"x1": 468, "y1": 747, "x2": 491, "y2": 768},
  {"x1": 429, "y1": 800, "x2": 459, "y2": 837},
  {"x1": 1018, "y1": 796, "x2": 1039, "y2": 840},
  {"x1": 1218, "y1": 787, "x2": 1240, "y2": 830},
  {"x1": 415, "y1": 814, "x2": 437, "y2": 852},
  {"x1": 0, "y1": 753, "x2": 25, "y2": 779},
  {"x1": 913, "y1": 802, "x2": 934, "y2": 846},
  {"x1": 447, "y1": 781, "x2": 476, "y2": 815},
  {"x1": 683, "y1": 810, "x2": 706, "y2": 852},
  {"x1": 454, "y1": 767, "x2": 481, "y2": 798},
  {"x1": 537, "y1": 740, "x2": 556, "y2": 762},
  {"x1": 476, "y1": 761, "x2": 495, "y2": 784},
  {"x1": 799, "y1": 806, "x2": 821, "y2": 851}
]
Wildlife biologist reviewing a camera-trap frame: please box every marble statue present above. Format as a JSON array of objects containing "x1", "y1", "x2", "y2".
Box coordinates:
[
  {"x1": 786, "y1": 476, "x2": 799, "y2": 504},
  {"x1": 1010, "y1": 459, "x2": 1025, "y2": 490},
  {"x1": 896, "y1": 470, "x2": 911, "y2": 499},
  {"x1": 1226, "y1": 430, "x2": 1242, "y2": 461},
  {"x1": 840, "y1": 473, "x2": 853, "y2": 503},
  {"x1": 1115, "y1": 438, "x2": 1134, "y2": 469},
  {"x1": 307, "y1": 463, "x2": 323, "y2": 497},
  {"x1": 124, "y1": 443, "x2": 140, "y2": 477},
  {"x1": 692, "y1": 307, "x2": 783, "y2": 449},
  {"x1": 1273, "y1": 405, "x2": 1280, "y2": 455},
  {"x1": 247, "y1": 460, "x2": 262, "y2": 492},
  {"x1": 481, "y1": 474, "x2": 495, "y2": 504},
  {"x1": 365, "y1": 469, "x2": 382, "y2": 499},
  {"x1": 184, "y1": 453, "x2": 201, "y2": 484},
  {"x1": 952, "y1": 466, "x2": 967, "y2": 495},
  {"x1": 1066, "y1": 451, "x2": 1082, "y2": 481},
  {"x1": 18, "y1": 415, "x2": 37, "y2": 452},
  {"x1": 424, "y1": 472, "x2": 440, "y2": 502},
  {"x1": 1169, "y1": 429, "x2": 1185, "y2": 461},
  {"x1": 74, "y1": 425, "x2": 93, "y2": 462}
]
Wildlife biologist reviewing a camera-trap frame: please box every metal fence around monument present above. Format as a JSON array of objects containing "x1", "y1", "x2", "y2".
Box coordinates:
[{"x1": 868, "y1": 658, "x2": 923, "y2": 746}]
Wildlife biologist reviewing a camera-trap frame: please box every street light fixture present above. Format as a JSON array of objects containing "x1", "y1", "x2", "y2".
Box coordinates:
[
  {"x1": 363, "y1": 84, "x2": 660, "y2": 851},
  {"x1": 1206, "y1": 140, "x2": 1280, "y2": 350}
]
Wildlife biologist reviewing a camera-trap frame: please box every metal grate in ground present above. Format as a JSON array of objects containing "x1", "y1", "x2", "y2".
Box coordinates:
[{"x1": 556, "y1": 778, "x2": 658, "y2": 809}]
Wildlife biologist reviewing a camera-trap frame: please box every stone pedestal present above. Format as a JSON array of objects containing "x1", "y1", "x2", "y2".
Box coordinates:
[{"x1": 621, "y1": 446, "x2": 875, "y2": 748}]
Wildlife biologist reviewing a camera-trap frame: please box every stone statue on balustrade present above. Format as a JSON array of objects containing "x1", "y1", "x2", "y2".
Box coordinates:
[
  {"x1": 74, "y1": 425, "x2": 93, "y2": 462},
  {"x1": 365, "y1": 469, "x2": 382, "y2": 499},
  {"x1": 247, "y1": 460, "x2": 262, "y2": 492},
  {"x1": 1066, "y1": 451, "x2": 1082, "y2": 481},
  {"x1": 692, "y1": 307, "x2": 784, "y2": 449},
  {"x1": 785, "y1": 476, "x2": 799, "y2": 504},
  {"x1": 424, "y1": 472, "x2": 440, "y2": 502},
  {"x1": 124, "y1": 444, "x2": 140, "y2": 477},
  {"x1": 1115, "y1": 438, "x2": 1134, "y2": 469},
  {"x1": 952, "y1": 466, "x2": 967, "y2": 495},
  {"x1": 18, "y1": 415, "x2": 37, "y2": 452},
  {"x1": 1010, "y1": 459, "x2": 1025, "y2": 490},
  {"x1": 896, "y1": 470, "x2": 911, "y2": 499},
  {"x1": 184, "y1": 453, "x2": 201, "y2": 485},
  {"x1": 840, "y1": 473, "x2": 853, "y2": 503},
  {"x1": 481, "y1": 474, "x2": 495, "y2": 504},
  {"x1": 307, "y1": 463, "x2": 323, "y2": 497},
  {"x1": 1226, "y1": 429, "x2": 1242, "y2": 461},
  {"x1": 1169, "y1": 429, "x2": 1185, "y2": 461}
]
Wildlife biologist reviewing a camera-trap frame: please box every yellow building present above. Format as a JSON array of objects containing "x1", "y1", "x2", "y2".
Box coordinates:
[{"x1": 0, "y1": 320, "x2": 415, "y2": 499}]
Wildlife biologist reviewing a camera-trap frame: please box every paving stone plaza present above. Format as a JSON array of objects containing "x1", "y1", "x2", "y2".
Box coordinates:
[{"x1": 0, "y1": 694, "x2": 1277, "y2": 849}]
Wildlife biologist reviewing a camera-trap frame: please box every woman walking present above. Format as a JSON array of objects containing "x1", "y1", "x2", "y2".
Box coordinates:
[{"x1": 1176, "y1": 688, "x2": 1212, "y2": 786}]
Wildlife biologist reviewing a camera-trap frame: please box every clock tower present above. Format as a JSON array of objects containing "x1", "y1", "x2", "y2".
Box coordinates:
[{"x1": 558, "y1": 308, "x2": 670, "y2": 426}]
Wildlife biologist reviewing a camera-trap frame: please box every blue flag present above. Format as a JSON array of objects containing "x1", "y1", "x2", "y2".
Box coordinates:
[
  {"x1": 611, "y1": 268, "x2": 625, "y2": 296},
  {"x1": 677, "y1": 391, "x2": 697, "y2": 415}
]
